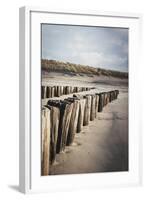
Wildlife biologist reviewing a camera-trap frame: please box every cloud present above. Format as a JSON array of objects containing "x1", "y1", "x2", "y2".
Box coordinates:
[{"x1": 42, "y1": 24, "x2": 128, "y2": 72}]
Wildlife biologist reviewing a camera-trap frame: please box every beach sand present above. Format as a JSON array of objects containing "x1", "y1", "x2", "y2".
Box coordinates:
[{"x1": 42, "y1": 72, "x2": 128, "y2": 175}]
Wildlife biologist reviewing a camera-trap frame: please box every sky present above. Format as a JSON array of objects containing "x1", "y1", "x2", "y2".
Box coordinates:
[{"x1": 42, "y1": 24, "x2": 128, "y2": 72}]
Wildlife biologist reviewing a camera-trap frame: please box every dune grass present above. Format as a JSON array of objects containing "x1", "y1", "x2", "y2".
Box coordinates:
[{"x1": 42, "y1": 59, "x2": 128, "y2": 79}]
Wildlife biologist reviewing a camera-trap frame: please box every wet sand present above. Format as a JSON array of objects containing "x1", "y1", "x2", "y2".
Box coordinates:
[{"x1": 42, "y1": 72, "x2": 128, "y2": 175}]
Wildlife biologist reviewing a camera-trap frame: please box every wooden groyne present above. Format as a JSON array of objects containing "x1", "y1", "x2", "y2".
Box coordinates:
[
  {"x1": 41, "y1": 89, "x2": 119, "y2": 175},
  {"x1": 41, "y1": 85, "x2": 94, "y2": 99}
]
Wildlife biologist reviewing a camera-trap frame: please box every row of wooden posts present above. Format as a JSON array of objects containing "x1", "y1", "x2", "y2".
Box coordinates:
[
  {"x1": 41, "y1": 85, "x2": 94, "y2": 99},
  {"x1": 41, "y1": 89, "x2": 119, "y2": 175}
]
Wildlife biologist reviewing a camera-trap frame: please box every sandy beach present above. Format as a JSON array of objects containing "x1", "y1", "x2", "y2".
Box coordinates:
[{"x1": 42, "y1": 72, "x2": 128, "y2": 175}]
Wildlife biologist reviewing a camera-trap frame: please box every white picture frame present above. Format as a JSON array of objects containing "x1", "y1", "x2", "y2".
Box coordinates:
[{"x1": 19, "y1": 6, "x2": 142, "y2": 194}]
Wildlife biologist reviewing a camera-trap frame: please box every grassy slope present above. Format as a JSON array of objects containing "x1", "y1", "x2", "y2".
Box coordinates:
[{"x1": 42, "y1": 59, "x2": 128, "y2": 79}]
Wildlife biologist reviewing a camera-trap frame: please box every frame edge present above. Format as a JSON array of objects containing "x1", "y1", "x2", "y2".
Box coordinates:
[
  {"x1": 19, "y1": 6, "x2": 31, "y2": 194},
  {"x1": 19, "y1": 6, "x2": 143, "y2": 193}
]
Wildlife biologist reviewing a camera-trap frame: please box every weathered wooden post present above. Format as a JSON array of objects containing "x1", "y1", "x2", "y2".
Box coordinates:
[
  {"x1": 70, "y1": 86, "x2": 73, "y2": 94},
  {"x1": 46, "y1": 86, "x2": 50, "y2": 98},
  {"x1": 114, "y1": 90, "x2": 119, "y2": 99},
  {"x1": 77, "y1": 98, "x2": 86, "y2": 132},
  {"x1": 60, "y1": 86, "x2": 63, "y2": 96},
  {"x1": 45, "y1": 105, "x2": 60, "y2": 165},
  {"x1": 50, "y1": 87, "x2": 54, "y2": 98},
  {"x1": 65, "y1": 97, "x2": 80, "y2": 145},
  {"x1": 59, "y1": 100, "x2": 73, "y2": 151},
  {"x1": 41, "y1": 86, "x2": 47, "y2": 99},
  {"x1": 95, "y1": 94, "x2": 99, "y2": 118},
  {"x1": 46, "y1": 86, "x2": 49, "y2": 98},
  {"x1": 73, "y1": 94, "x2": 86, "y2": 133},
  {"x1": 114, "y1": 90, "x2": 117, "y2": 99},
  {"x1": 44, "y1": 86, "x2": 47, "y2": 99},
  {"x1": 112, "y1": 90, "x2": 115, "y2": 100},
  {"x1": 41, "y1": 107, "x2": 50, "y2": 176},
  {"x1": 50, "y1": 86, "x2": 53, "y2": 98},
  {"x1": 41, "y1": 86, "x2": 44, "y2": 99},
  {"x1": 114, "y1": 91, "x2": 116, "y2": 100},
  {"x1": 65, "y1": 86, "x2": 70, "y2": 94},
  {"x1": 48, "y1": 87, "x2": 51, "y2": 98},
  {"x1": 48, "y1": 100, "x2": 73, "y2": 153},
  {"x1": 90, "y1": 94, "x2": 96, "y2": 121},
  {"x1": 54, "y1": 86, "x2": 57, "y2": 97},
  {"x1": 106, "y1": 92, "x2": 110, "y2": 104},
  {"x1": 104, "y1": 92, "x2": 108, "y2": 106},
  {"x1": 113, "y1": 91, "x2": 115, "y2": 100},
  {"x1": 112, "y1": 91, "x2": 115, "y2": 101},
  {"x1": 113, "y1": 90, "x2": 116, "y2": 100},
  {"x1": 56, "y1": 86, "x2": 60, "y2": 97},
  {"x1": 107, "y1": 92, "x2": 110, "y2": 103},
  {"x1": 62, "y1": 86, "x2": 65, "y2": 95},
  {"x1": 115, "y1": 90, "x2": 117, "y2": 99},
  {"x1": 98, "y1": 93, "x2": 104, "y2": 112},
  {"x1": 83, "y1": 95, "x2": 92, "y2": 126},
  {"x1": 102, "y1": 92, "x2": 106, "y2": 107},
  {"x1": 73, "y1": 87, "x2": 78, "y2": 93},
  {"x1": 109, "y1": 91, "x2": 113, "y2": 102}
]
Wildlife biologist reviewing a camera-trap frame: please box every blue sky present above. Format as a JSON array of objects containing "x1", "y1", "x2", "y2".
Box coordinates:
[{"x1": 42, "y1": 24, "x2": 128, "y2": 72}]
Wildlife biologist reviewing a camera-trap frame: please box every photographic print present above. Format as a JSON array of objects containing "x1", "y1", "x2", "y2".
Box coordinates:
[{"x1": 41, "y1": 24, "x2": 128, "y2": 176}]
